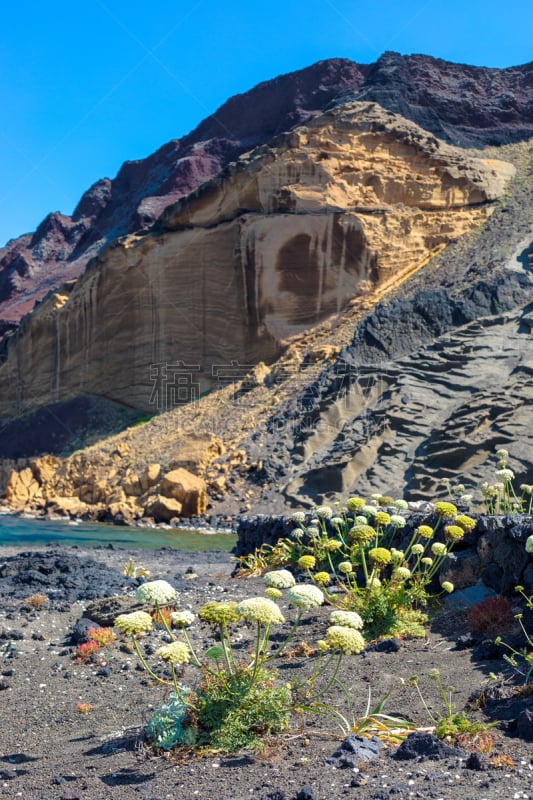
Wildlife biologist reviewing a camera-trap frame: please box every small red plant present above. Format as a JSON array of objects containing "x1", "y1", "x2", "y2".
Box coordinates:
[
  {"x1": 77, "y1": 702, "x2": 93, "y2": 714},
  {"x1": 88, "y1": 626, "x2": 116, "y2": 646},
  {"x1": 467, "y1": 595, "x2": 514, "y2": 636},
  {"x1": 75, "y1": 640, "x2": 100, "y2": 663}
]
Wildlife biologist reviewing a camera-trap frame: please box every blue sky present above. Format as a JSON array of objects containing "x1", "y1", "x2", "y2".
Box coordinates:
[{"x1": 1, "y1": 0, "x2": 532, "y2": 247}]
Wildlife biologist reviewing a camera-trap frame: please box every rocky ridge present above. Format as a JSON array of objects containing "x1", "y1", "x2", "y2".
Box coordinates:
[{"x1": 1, "y1": 53, "x2": 532, "y2": 327}]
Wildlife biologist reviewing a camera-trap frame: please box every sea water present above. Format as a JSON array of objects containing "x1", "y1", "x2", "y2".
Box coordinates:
[{"x1": 0, "y1": 512, "x2": 236, "y2": 552}]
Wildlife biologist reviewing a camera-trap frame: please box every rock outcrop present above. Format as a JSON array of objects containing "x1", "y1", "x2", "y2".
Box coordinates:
[
  {"x1": 0, "y1": 53, "x2": 531, "y2": 327},
  {"x1": 0, "y1": 103, "x2": 513, "y2": 417}
]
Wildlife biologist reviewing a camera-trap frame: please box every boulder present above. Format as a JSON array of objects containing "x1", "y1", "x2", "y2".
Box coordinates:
[
  {"x1": 4, "y1": 467, "x2": 42, "y2": 507},
  {"x1": 140, "y1": 463, "x2": 161, "y2": 492},
  {"x1": 144, "y1": 494, "x2": 183, "y2": 522},
  {"x1": 123, "y1": 471, "x2": 142, "y2": 497},
  {"x1": 160, "y1": 468, "x2": 208, "y2": 516},
  {"x1": 47, "y1": 496, "x2": 89, "y2": 517},
  {"x1": 169, "y1": 434, "x2": 225, "y2": 475}
]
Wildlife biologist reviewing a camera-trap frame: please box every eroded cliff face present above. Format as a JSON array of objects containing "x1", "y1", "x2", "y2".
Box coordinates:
[{"x1": 0, "y1": 103, "x2": 514, "y2": 417}]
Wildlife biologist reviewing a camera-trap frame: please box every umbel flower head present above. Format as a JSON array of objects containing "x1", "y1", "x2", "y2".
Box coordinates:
[
  {"x1": 263, "y1": 569, "x2": 296, "y2": 589},
  {"x1": 156, "y1": 641, "x2": 190, "y2": 664},
  {"x1": 368, "y1": 547, "x2": 392, "y2": 567},
  {"x1": 292, "y1": 511, "x2": 307, "y2": 525},
  {"x1": 392, "y1": 567, "x2": 412, "y2": 581},
  {"x1": 136, "y1": 580, "x2": 177, "y2": 606},
  {"x1": 394, "y1": 499, "x2": 409, "y2": 511},
  {"x1": 114, "y1": 611, "x2": 153, "y2": 636},
  {"x1": 389, "y1": 514, "x2": 406, "y2": 528},
  {"x1": 431, "y1": 542, "x2": 448, "y2": 557},
  {"x1": 374, "y1": 511, "x2": 391, "y2": 527},
  {"x1": 298, "y1": 555, "x2": 316, "y2": 570},
  {"x1": 416, "y1": 525, "x2": 434, "y2": 539},
  {"x1": 265, "y1": 587, "x2": 283, "y2": 600},
  {"x1": 171, "y1": 610, "x2": 195, "y2": 628},
  {"x1": 455, "y1": 515, "x2": 476, "y2": 532},
  {"x1": 330, "y1": 610, "x2": 363, "y2": 630},
  {"x1": 434, "y1": 501, "x2": 457, "y2": 518},
  {"x1": 325, "y1": 625, "x2": 365, "y2": 654},
  {"x1": 236, "y1": 597, "x2": 285, "y2": 625},
  {"x1": 338, "y1": 561, "x2": 353, "y2": 574},
  {"x1": 445, "y1": 525, "x2": 465, "y2": 543},
  {"x1": 315, "y1": 505, "x2": 333, "y2": 519},
  {"x1": 349, "y1": 524, "x2": 376, "y2": 544},
  {"x1": 441, "y1": 581, "x2": 454, "y2": 593},
  {"x1": 199, "y1": 601, "x2": 242, "y2": 625},
  {"x1": 496, "y1": 468, "x2": 514, "y2": 482},
  {"x1": 287, "y1": 585, "x2": 325, "y2": 610},
  {"x1": 314, "y1": 571, "x2": 331, "y2": 586},
  {"x1": 411, "y1": 544, "x2": 425, "y2": 556},
  {"x1": 324, "y1": 539, "x2": 342, "y2": 552},
  {"x1": 347, "y1": 497, "x2": 366, "y2": 512}
]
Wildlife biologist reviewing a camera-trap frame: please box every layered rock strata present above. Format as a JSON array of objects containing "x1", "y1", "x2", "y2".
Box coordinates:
[{"x1": 0, "y1": 104, "x2": 513, "y2": 417}]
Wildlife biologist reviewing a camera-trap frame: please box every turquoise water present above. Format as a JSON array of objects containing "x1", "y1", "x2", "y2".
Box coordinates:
[{"x1": 0, "y1": 513, "x2": 236, "y2": 552}]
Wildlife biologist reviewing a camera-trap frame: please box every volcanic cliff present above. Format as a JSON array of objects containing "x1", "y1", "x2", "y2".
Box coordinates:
[
  {"x1": 1, "y1": 53, "x2": 532, "y2": 327},
  {"x1": 0, "y1": 53, "x2": 532, "y2": 522}
]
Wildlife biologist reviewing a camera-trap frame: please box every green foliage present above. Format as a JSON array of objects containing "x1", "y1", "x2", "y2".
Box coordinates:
[
  {"x1": 435, "y1": 712, "x2": 490, "y2": 739},
  {"x1": 194, "y1": 667, "x2": 291, "y2": 752},
  {"x1": 146, "y1": 690, "x2": 197, "y2": 750}
]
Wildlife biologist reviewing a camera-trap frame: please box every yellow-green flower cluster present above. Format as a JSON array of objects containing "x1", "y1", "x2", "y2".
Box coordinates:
[
  {"x1": 431, "y1": 542, "x2": 447, "y2": 557},
  {"x1": 444, "y1": 525, "x2": 465, "y2": 542},
  {"x1": 114, "y1": 611, "x2": 153, "y2": 635},
  {"x1": 416, "y1": 525, "x2": 434, "y2": 539},
  {"x1": 349, "y1": 524, "x2": 376, "y2": 544},
  {"x1": 411, "y1": 544, "x2": 424, "y2": 555},
  {"x1": 347, "y1": 497, "x2": 365, "y2": 512},
  {"x1": 368, "y1": 547, "x2": 392, "y2": 566},
  {"x1": 374, "y1": 511, "x2": 391, "y2": 527},
  {"x1": 338, "y1": 561, "x2": 353, "y2": 574},
  {"x1": 455, "y1": 515, "x2": 476, "y2": 532},
  {"x1": 298, "y1": 555, "x2": 316, "y2": 570},
  {"x1": 389, "y1": 514, "x2": 406, "y2": 528},
  {"x1": 323, "y1": 539, "x2": 342, "y2": 552},
  {"x1": 263, "y1": 569, "x2": 296, "y2": 589},
  {"x1": 434, "y1": 501, "x2": 457, "y2": 518},
  {"x1": 199, "y1": 601, "x2": 242, "y2": 625},
  {"x1": 136, "y1": 580, "x2": 177, "y2": 605},
  {"x1": 287, "y1": 585, "x2": 324, "y2": 610},
  {"x1": 265, "y1": 587, "x2": 283, "y2": 600},
  {"x1": 156, "y1": 641, "x2": 190, "y2": 664},
  {"x1": 441, "y1": 581, "x2": 454, "y2": 593},
  {"x1": 314, "y1": 572, "x2": 330, "y2": 586},
  {"x1": 236, "y1": 597, "x2": 285, "y2": 625},
  {"x1": 325, "y1": 625, "x2": 365, "y2": 654}
]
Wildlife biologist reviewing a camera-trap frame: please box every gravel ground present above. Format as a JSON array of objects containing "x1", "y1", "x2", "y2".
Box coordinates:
[{"x1": 0, "y1": 544, "x2": 531, "y2": 800}]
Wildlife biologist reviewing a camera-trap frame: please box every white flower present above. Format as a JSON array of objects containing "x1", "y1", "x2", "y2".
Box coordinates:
[
  {"x1": 431, "y1": 543, "x2": 447, "y2": 557},
  {"x1": 330, "y1": 610, "x2": 363, "y2": 629},
  {"x1": 362, "y1": 505, "x2": 378, "y2": 516},
  {"x1": 306, "y1": 526, "x2": 320, "y2": 539},
  {"x1": 441, "y1": 581, "x2": 454, "y2": 593},
  {"x1": 136, "y1": 580, "x2": 177, "y2": 605},
  {"x1": 236, "y1": 597, "x2": 285, "y2": 625},
  {"x1": 390, "y1": 548, "x2": 405, "y2": 562},
  {"x1": 394, "y1": 499, "x2": 409, "y2": 510},
  {"x1": 393, "y1": 567, "x2": 411, "y2": 581},
  {"x1": 263, "y1": 569, "x2": 296, "y2": 589},
  {"x1": 331, "y1": 516, "x2": 344, "y2": 526},
  {"x1": 292, "y1": 511, "x2": 306, "y2": 525},
  {"x1": 156, "y1": 641, "x2": 190, "y2": 664},
  {"x1": 171, "y1": 610, "x2": 195, "y2": 628},
  {"x1": 114, "y1": 611, "x2": 153, "y2": 635},
  {"x1": 286, "y1": 585, "x2": 324, "y2": 610},
  {"x1": 496, "y1": 468, "x2": 514, "y2": 482},
  {"x1": 315, "y1": 505, "x2": 333, "y2": 519},
  {"x1": 389, "y1": 514, "x2": 406, "y2": 528},
  {"x1": 411, "y1": 544, "x2": 425, "y2": 555},
  {"x1": 291, "y1": 528, "x2": 305, "y2": 540},
  {"x1": 325, "y1": 625, "x2": 365, "y2": 654},
  {"x1": 355, "y1": 515, "x2": 368, "y2": 525}
]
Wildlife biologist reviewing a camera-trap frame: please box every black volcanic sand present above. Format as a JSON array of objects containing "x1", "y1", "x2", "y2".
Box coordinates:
[{"x1": 0, "y1": 545, "x2": 531, "y2": 800}]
